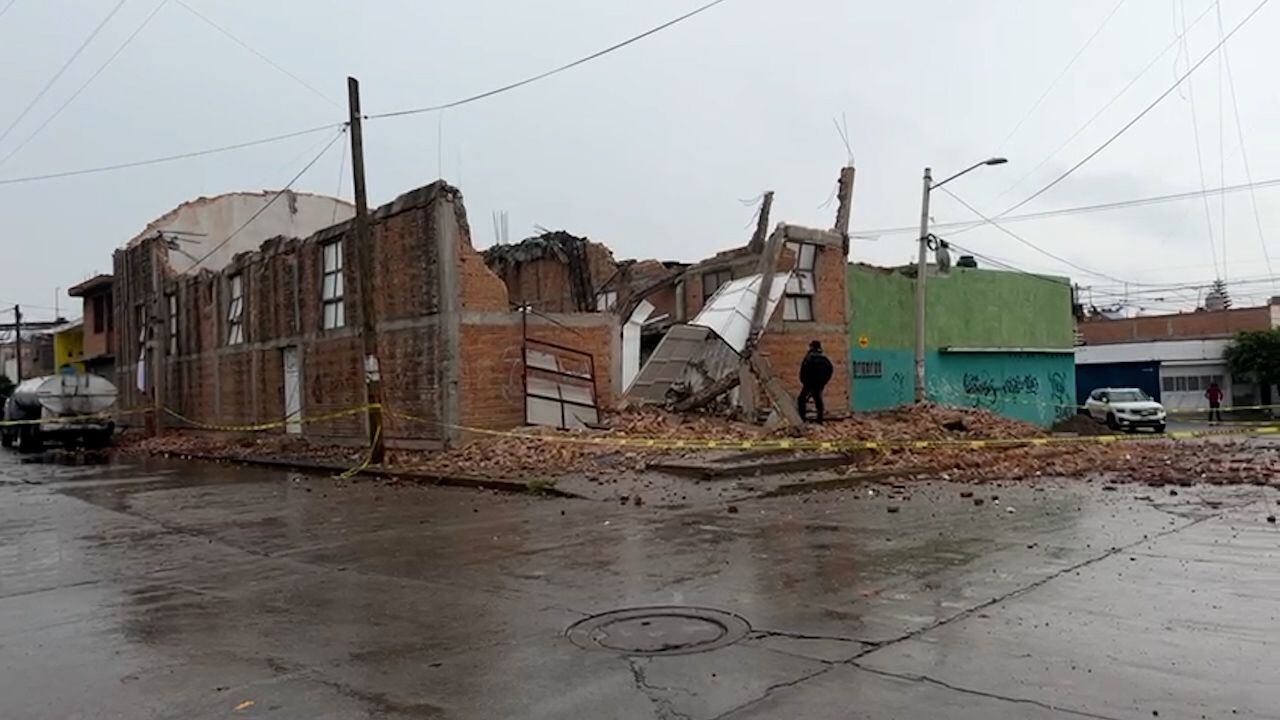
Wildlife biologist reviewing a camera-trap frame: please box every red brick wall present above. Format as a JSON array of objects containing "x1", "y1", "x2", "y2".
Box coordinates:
[
  {"x1": 757, "y1": 239, "x2": 849, "y2": 413},
  {"x1": 460, "y1": 244, "x2": 509, "y2": 311},
  {"x1": 113, "y1": 183, "x2": 455, "y2": 444},
  {"x1": 1079, "y1": 306, "x2": 1272, "y2": 344},
  {"x1": 488, "y1": 239, "x2": 618, "y2": 313},
  {"x1": 459, "y1": 316, "x2": 617, "y2": 430}
]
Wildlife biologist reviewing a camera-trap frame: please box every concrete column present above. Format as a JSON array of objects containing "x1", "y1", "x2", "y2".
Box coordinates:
[{"x1": 436, "y1": 192, "x2": 462, "y2": 446}]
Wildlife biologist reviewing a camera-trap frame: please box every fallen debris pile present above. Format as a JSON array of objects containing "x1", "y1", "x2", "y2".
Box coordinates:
[
  {"x1": 800, "y1": 403, "x2": 1045, "y2": 442},
  {"x1": 1049, "y1": 413, "x2": 1113, "y2": 436},
  {"x1": 115, "y1": 431, "x2": 365, "y2": 465},
  {"x1": 865, "y1": 438, "x2": 1280, "y2": 486},
  {"x1": 112, "y1": 404, "x2": 1280, "y2": 489}
]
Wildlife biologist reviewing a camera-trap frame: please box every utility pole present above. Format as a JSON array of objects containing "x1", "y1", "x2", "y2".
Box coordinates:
[
  {"x1": 913, "y1": 157, "x2": 1008, "y2": 404},
  {"x1": 914, "y1": 168, "x2": 932, "y2": 404},
  {"x1": 348, "y1": 76, "x2": 385, "y2": 463},
  {"x1": 13, "y1": 305, "x2": 21, "y2": 382}
]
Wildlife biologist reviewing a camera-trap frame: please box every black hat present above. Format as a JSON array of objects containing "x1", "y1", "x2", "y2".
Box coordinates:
[{"x1": 809, "y1": 340, "x2": 822, "y2": 350}]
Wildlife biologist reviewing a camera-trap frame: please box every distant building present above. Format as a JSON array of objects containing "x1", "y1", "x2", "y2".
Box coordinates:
[
  {"x1": 848, "y1": 262, "x2": 1077, "y2": 426},
  {"x1": 52, "y1": 321, "x2": 84, "y2": 373},
  {"x1": 0, "y1": 318, "x2": 63, "y2": 381},
  {"x1": 1075, "y1": 301, "x2": 1280, "y2": 411},
  {"x1": 68, "y1": 274, "x2": 116, "y2": 377}
]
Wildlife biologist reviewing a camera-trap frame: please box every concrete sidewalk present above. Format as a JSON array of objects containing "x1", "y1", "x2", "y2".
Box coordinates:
[{"x1": 1, "y1": 452, "x2": 1278, "y2": 718}]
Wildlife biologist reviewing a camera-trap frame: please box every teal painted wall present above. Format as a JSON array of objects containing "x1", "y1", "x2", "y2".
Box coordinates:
[
  {"x1": 850, "y1": 349, "x2": 1075, "y2": 426},
  {"x1": 847, "y1": 264, "x2": 1076, "y2": 426}
]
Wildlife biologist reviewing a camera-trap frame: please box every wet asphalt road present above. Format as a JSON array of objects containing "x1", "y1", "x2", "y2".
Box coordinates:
[{"x1": 2, "y1": 451, "x2": 1280, "y2": 719}]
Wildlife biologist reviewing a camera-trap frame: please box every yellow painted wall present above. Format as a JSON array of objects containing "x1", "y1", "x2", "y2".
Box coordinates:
[{"x1": 54, "y1": 327, "x2": 84, "y2": 373}]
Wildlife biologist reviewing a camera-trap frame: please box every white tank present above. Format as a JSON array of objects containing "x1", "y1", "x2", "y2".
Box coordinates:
[{"x1": 11, "y1": 374, "x2": 119, "y2": 416}]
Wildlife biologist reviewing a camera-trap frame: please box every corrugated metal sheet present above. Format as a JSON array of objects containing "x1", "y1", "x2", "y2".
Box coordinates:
[
  {"x1": 626, "y1": 324, "x2": 740, "y2": 406},
  {"x1": 693, "y1": 273, "x2": 790, "y2": 353}
]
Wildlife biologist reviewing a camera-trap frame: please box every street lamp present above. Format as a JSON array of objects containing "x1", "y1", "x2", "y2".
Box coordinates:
[{"x1": 913, "y1": 157, "x2": 1007, "y2": 403}]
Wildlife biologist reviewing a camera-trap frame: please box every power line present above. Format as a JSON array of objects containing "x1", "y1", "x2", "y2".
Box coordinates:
[
  {"x1": 0, "y1": 0, "x2": 730, "y2": 187},
  {"x1": 173, "y1": 0, "x2": 340, "y2": 109},
  {"x1": 1180, "y1": 0, "x2": 1221, "y2": 278},
  {"x1": 939, "y1": 186, "x2": 1132, "y2": 285},
  {"x1": 0, "y1": 0, "x2": 17, "y2": 21},
  {"x1": 365, "y1": 0, "x2": 733, "y2": 120},
  {"x1": 1219, "y1": 6, "x2": 1273, "y2": 287},
  {"x1": 0, "y1": 0, "x2": 128, "y2": 148},
  {"x1": 0, "y1": 122, "x2": 343, "y2": 186},
  {"x1": 996, "y1": 0, "x2": 1129, "y2": 152},
  {"x1": 991, "y1": 0, "x2": 1217, "y2": 206},
  {"x1": 183, "y1": 129, "x2": 346, "y2": 273},
  {"x1": 1001, "y1": 0, "x2": 1272, "y2": 217},
  {"x1": 853, "y1": 173, "x2": 1280, "y2": 238},
  {"x1": 0, "y1": 0, "x2": 168, "y2": 169},
  {"x1": 942, "y1": 240, "x2": 1073, "y2": 289},
  {"x1": 331, "y1": 127, "x2": 348, "y2": 225},
  {"x1": 1216, "y1": 0, "x2": 1228, "y2": 285}
]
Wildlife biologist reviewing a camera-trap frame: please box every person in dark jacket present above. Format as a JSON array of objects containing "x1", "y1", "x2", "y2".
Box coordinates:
[{"x1": 798, "y1": 340, "x2": 834, "y2": 423}]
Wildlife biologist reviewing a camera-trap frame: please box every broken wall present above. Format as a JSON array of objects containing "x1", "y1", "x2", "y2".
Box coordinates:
[
  {"x1": 113, "y1": 181, "x2": 620, "y2": 445},
  {"x1": 483, "y1": 232, "x2": 618, "y2": 312},
  {"x1": 115, "y1": 183, "x2": 457, "y2": 445}
]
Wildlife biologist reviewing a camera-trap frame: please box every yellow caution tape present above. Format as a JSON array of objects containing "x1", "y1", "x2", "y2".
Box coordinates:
[
  {"x1": 0, "y1": 406, "x2": 151, "y2": 428},
  {"x1": 336, "y1": 425, "x2": 382, "y2": 480},
  {"x1": 162, "y1": 404, "x2": 377, "y2": 433}
]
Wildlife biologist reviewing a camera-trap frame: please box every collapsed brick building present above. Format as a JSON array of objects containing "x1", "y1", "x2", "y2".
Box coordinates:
[
  {"x1": 112, "y1": 166, "x2": 854, "y2": 447},
  {"x1": 483, "y1": 169, "x2": 855, "y2": 411},
  {"x1": 113, "y1": 182, "x2": 616, "y2": 448}
]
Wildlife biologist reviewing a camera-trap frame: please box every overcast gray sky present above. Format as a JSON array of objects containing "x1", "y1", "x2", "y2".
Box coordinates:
[{"x1": 3, "y1": 0, "x2": 1278, "y2": 320}]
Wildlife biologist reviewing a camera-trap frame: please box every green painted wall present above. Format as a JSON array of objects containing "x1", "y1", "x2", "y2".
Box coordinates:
[
  {"x1": 847, "y1": 264, "x2": 1076, "y2": 426},
  {"x1": 848, "y1": 264, "x2": 1073, "y2": 350}
]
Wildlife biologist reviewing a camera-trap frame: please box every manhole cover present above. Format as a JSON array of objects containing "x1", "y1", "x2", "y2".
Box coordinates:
[{"x1": 566, "y1": 606, "x2": 750, "y2": 656}]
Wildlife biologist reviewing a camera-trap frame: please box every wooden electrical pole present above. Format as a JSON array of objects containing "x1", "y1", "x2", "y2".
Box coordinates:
[
  {"x1": 347, "y1": 76, "x2": 385, "y2": 463},
  {"x1": 13, "y1": 305, "x2": 21, "y2": 382}
]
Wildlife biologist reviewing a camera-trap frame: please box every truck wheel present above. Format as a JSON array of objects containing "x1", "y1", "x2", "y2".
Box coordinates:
[
  {"x1": 0, "y1": 430, "x2": 12, "y2": 449},
  {"x1": 1106, "y1": 413, "x2": 1119, "y2": 431},
  {"x1": 1154, "y1": 423, "x2": 1167, "y2": 434}
]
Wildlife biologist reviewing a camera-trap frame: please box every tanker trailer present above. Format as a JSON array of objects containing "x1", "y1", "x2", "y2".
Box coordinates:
[{"x1": 1, "y1": 373, "x2": 118, "y2": 452}]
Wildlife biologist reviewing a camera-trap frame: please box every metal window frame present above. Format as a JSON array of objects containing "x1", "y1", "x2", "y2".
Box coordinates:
[
  {"x1": 227, "y1": 273, "x2": 245, "y2": 346},
  {"x1": 701, "y1": 268, "x2": 734, "y2": 299},
  {"x1": 853, "y1": 359, "x2": 883, "y2": 378},
  {"x1": 783, "y1": 241, "x2": 818, "y2": 322},
  {"x1": 522, "y1": 336, "x2": 599, "y2": 430},
  {"x1": 595, "y1": 289, "x2": 618, "y2": 312},
  {"x1": 167, "y1": 293, "x2": 178, "y2": 355},
  {"x1": 321, "y1": 240, "x2": 345, "y2": 329}
]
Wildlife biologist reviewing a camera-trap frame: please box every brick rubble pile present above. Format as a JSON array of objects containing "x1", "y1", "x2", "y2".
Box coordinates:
[{"x1": 115, "y1": 404, "x2": 1280, "y2": 487}]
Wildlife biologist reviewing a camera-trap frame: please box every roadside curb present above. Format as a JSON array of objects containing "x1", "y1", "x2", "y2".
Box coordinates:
[
  {"x1": 128, "y1": 451, "x2": 584, "y2": 499},
  {"x1": 755, "y1": 465, "x2": 933, "y2": 498}
]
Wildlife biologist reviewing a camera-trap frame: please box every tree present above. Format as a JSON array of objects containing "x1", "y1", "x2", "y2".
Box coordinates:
[
  {"x1": 1223, "y1": 329, "x2": 1280, "y2": 409},
  {"x1": 0, "y1": 374, "x2": 13, "y2": 403}
]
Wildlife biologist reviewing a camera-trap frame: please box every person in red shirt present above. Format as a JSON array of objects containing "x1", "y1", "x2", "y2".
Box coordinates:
[{"x1": 1205, "y1": 382, "x2": 1225, "y2": 423}]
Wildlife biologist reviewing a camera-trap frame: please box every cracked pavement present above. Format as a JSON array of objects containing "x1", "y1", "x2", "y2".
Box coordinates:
[{"x1": 2, "y1": 452, "x2": 1279, "y2": 718}]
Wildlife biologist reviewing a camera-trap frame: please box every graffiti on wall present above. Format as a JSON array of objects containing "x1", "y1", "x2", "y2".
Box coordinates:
[
  {"x1": 1048, "y1": 371, "x2": 1074, "y2": 420},
  {"x1": 890, "y1": 372, "x2": 907, "y2": 405},
  {"x1": 946, "y1": 370, "x2": 1074, "y2": 421},
  {"x1": 961, "y1": 372, "x2": 1040, "y2": 405}
]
